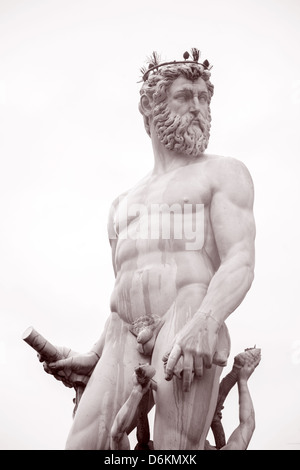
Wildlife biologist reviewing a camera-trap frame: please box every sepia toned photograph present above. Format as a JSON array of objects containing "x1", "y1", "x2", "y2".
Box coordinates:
[{"x1": 0, "y1": 0, "x2": 299, "y2": 452}]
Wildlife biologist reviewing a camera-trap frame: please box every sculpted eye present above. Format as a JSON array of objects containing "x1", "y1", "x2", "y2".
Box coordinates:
[
  {"x1": 175, "y1": 93, "x2": 189, "y2": 101},
  {"x1": 199, "y1": 94, "x2": 208, "y2": 103}
]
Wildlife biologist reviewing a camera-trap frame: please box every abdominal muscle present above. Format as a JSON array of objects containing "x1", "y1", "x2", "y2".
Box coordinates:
[{"x1": 110, "y1": 240, "x2": 216, "y2": 325}]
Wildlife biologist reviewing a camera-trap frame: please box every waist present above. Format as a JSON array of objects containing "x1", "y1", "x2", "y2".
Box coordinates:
[{"x1": 110, "y1": 260, "x2": 213, "y2": 324}]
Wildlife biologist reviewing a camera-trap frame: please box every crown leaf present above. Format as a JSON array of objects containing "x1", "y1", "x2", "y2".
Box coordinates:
[{"x1": 191, "y1": 48, "x2": 200, "y2": 62}]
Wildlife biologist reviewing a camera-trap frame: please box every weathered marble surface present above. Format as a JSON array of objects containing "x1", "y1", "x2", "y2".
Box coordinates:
[{"x1": 23, "y1": 50, "x2": 256, "y2": 450}]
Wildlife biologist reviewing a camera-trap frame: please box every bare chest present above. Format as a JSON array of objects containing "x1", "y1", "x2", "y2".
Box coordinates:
[{"x1": 114, "y1": 167, "x2": 212, "y2": 246}]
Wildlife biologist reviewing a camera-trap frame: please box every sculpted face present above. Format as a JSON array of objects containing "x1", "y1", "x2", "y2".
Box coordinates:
[{"x1": 152, "y1": 76, "x2": 211, "y2": 157}]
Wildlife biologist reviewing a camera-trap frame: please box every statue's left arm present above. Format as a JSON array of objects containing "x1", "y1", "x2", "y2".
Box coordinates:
[
  {"x1": 200, "y1": 157, "x2": 255, "y2": 326},
  {"x1": 165, "y1": 158, "x2": 256, "y2": 391}
]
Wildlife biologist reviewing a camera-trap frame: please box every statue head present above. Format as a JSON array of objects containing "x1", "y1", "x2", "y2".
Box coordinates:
[{"x1": 139, "y1": 50, "x2": 214, "y2": 157}]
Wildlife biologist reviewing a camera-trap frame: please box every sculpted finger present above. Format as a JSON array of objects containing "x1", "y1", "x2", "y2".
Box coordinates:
[
  {"x1": 162, "y1": 351, "x2": 170, "y2": 364},
  {"x1": 37, "y1": 353, "x2": 43, "y2": 363},
  {"x1": 43, "y1": 362, "x2": 53, "y2": 374},
  {"x1": 173, "y1": 357, "x2": 184, "y2": 379},
  {"x1": 68, "y1": 373, "x2": 89, "y2": 387},
  {"x1": 202, "y1": 352, "x2": 213, "y2": 369},
  {"x1": 213, "y1": 348, "x2": 229, "y2": 367},
  {"x1": 44, "y1": 364, "x2": 71, "y2": 384},
  {"x1": 47, "y1": 357, "x2": 74, "y2": 372},
  {"x1": 182, "y1": 352, "x2": 193, "y2": 392},
  {"x1": 194, "y1": 356, "x2": 204, "y2": 377},
  {"x1": 213, "y1": 323, "x2": 231, "y2": 367},
  {"x1": 247, "y1": 348, "x2": 261, "y2": 368},
  {"x1": 165, "y1": 345, "x2": 181, "y2": 381},
  {"x1": 253, "y1": 351, "x2": 261, "y2": 368},
  {"x1": 61, "y1": 379, "x2": 73, "y2": 388}
]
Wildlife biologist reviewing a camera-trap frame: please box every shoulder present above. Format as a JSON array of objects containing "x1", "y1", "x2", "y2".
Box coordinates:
[
  {"x1": 205, "y1": 154, "x2": 254, "y2": 206},
  {"x1": 205, "y1": 154, "x2": 253, "y2": 181},
  {"x1": 109, "y1": 190, "x2": 128, "y2": 213}
]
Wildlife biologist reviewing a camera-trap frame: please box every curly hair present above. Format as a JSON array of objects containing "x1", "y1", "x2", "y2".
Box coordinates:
[{"x1": 139, "y1": 63, "x2": 214, "y2": 136}]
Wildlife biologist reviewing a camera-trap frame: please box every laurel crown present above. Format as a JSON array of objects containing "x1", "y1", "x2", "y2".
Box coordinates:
[{"x1": 140, "y1": 48, "x2": 212, "y2": 82}]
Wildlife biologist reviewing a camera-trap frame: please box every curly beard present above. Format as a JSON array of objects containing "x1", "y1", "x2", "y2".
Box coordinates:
[{"x1": 152, "y1": 102, "x2": 211, "y2": 157}]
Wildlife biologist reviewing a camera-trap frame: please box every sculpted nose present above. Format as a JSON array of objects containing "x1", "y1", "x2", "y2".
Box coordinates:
[{"x1": 190, "y1": 97, "x2": 201, "y2": 117}]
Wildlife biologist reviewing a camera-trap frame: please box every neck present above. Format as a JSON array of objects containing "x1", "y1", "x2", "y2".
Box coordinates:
[{"x1": 150, "y1": 124, "x2": 202, "y2": 175}]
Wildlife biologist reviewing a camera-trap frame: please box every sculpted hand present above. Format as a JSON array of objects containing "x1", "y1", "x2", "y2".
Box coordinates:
[
  {"x1": 238, "y1": 349, "x2": 261, "y2": 382},
  {"x1": 39, "y1": 347, "x2": 99, "y2": 388},
  {"x1": 133, "y1": 364, "x2": 156, "y2": 396},
  {"x1": 163, "y1": 314, "x2": 228, "y2": 392}
]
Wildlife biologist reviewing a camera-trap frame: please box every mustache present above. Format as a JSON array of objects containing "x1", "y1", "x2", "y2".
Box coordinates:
[
  {"x1": 175, "y1": 114, "x2": 206, "y2": 136},
  {"x1": 153, "y1": 103, "x2": 211, "y2": 156},
  {"x1": 190, "y1": 116, "x2": 206, "y2": 132},
  {"x1": 154, "y1": 107, "x2": 207, "y2": 136}
]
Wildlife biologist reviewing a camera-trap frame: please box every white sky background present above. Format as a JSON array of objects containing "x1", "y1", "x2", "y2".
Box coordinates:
[{"x1": 0, "y1": 0, "x2": 299, "y2": 450}]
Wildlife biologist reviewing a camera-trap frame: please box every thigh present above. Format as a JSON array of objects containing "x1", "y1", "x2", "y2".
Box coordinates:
[
  {"x1": 66, "y1": 313, "x2": 146, "y2": 449},
  {"x1": 150, "y1": 309, "x2": 223, "y2": 450}
]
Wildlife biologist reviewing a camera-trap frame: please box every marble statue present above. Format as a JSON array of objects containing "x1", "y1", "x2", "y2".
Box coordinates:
[{"x1": 23, "y1": 49, "x2": 256, "y2": 450}]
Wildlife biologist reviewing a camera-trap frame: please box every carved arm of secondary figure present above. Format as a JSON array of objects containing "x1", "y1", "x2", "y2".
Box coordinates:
[
  {"x1": 22, "y1": 322, "x2": 108, "y2": 415},
  {"x1": 23, "y1": 324, "x2": 107, "y2": 385},
  {"x1": 110, "y1": 364, "x2": 156, "y2": 450},
  {"x1": 165, "y1": 159, "x2": 256, "y2": 391},
  {"x1": 220, "y1": 349, "x2": 261, "y2": 450},
  {"x1": 211, "y1": 347, "x2": 261, "y2": 449}
]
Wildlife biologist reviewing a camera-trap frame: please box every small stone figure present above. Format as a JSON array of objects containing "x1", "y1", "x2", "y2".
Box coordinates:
[
  {"x1": 207, "y1": 347, "x2": 261, "y2": 450},
  {"x1": 108, "y1": 348, "x2": 261, "y2": 450},
  {"x1": 110, "y1": 363, "x2": 156, "y2": 450}
]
